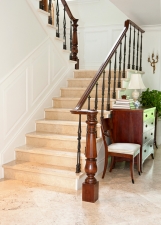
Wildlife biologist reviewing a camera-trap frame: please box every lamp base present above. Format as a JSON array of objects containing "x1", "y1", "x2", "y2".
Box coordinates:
[{"x1": 132, "y1": 89, "x2": 139, "y2": 101}]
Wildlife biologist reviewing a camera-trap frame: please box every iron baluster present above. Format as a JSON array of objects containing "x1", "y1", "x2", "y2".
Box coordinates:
[
  {"x1": 139, "y1": 33, "x2": 143, "y2": 71},
  {"x1": 101, "y1": 71, "x2": 105, "y2": 119},
  {"x1": 136, "y1": 30, "x2": 139, "y2": 70},
  {"x1": 63, "y1": 6, "x2": 67, "y2": 49},
  {"x1": 76, "y1": 114, "x2": 81, "y2": 173},
  {"x1": 107, "y1": 60, "x2": 111, "y2": 111},
  {"x1": 127, "y1": 25, "x2": 131, "y2": 69},
  {"x1": 56, "y1": 0, "x2": 60, "y2": 37},
  {"x1": 48, "y1": 0, "x2": 52, "y2": 25},
  {"x1": 39, "y1": 0, "x2": 44, "y2": 10},
  {"x1": 118, "y1": 42, "x2": 122, "y2": 88},
  {"x1": 88, "y1": 95, "x2": 91, "y2": 110},
  {"x1": 69, "y1": 20, "x2": 73, "y2": 60},
  {"x1": 113, "y1": 51, "x2": 117, "y2": 99},
  {"x1": 132, "y1": 27, "x2": 136, "y2": 70},
  {"x1": 122, "y1": 34, "x2": 126, "y2": 78},
  {"x1": 94, "y1": 82, "x2": 98, "y2": 110}
]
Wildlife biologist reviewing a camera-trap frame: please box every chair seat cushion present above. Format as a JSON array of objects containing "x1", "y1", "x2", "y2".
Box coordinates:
[{"x1": 108, "y1": 143, "x2": 140, "y2": 155}]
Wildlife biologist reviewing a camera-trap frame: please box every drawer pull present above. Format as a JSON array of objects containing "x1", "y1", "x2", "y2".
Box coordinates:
[
  {"x1": 151, "y1": 133, "x2": 153, "y2": 135},
  {"x1": 146, "y1": 125, "x2": 148, "y2": 128},
  {"x1": 151, "y1": 112, "x2": 153, "y2": 115},
  {"x1": 145, "y1": 137, "x2": 147, "y2": 139},
  {"x1": 150, "y1": 145, "x2": 152, "y2": 147},
  {"x1": 151, "y1": 122, "x2": 153, "y2": 125},
  {"x1": 144, "y1": 150, "x2": 147, "y2": 152},
  {"x1": 145, "y1": 114, "x2": 148, "y2": 117}
]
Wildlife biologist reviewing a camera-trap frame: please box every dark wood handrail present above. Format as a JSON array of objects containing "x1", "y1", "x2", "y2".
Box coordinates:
[
  {"x1": 71, "y1": 20, "x2": 144, "y2": 112},
  {"x1": 60, "y1": 0, "x2": 79, "y2": 69},
  {"x1": 60, "y1": 0, "x2": 77, "y2": 21}
]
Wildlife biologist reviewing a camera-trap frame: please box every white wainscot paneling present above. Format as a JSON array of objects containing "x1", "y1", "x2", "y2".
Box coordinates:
[
  {"x1": 83, "y1": 30, "x2": 109, "y2": 67},
  {"x1": 50, "y1": 46, "x2": 65, "y2": 81},
  {"x1": 3, "y1": 70, "x2": 27, "y2": 138},
  {"x1": 31, "y1": 48, "x2": 49, "y2": 104}
]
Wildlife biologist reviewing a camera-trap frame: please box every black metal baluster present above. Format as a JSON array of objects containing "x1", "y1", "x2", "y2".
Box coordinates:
[
  {"x1": 127, "y1": 25, "x2": 131, "y2": 69},
  {"x1": 118, "y1": 42, "x2": 122, "y2": 88},
  {"x1": 139, "y1": 33, "x2": 143, "y2": 71},
  {"x1": 136, "y1": 30, "x2": 139, "y2": 70},
  {"x1": 101, "y1": 71, "x2": 105, "y2": 119},
  {"x1": 63, "y1": 6, "x2": 66, "y2": 49},
  {"x1": 107, "y1": 60, "x2": 111, "y2": 111},
  {"x1": 56, "y1": 0, "x2": 60, "y2": 37},
  {"x1": 76, "y1": 114, "x2": 81, "y2": 173},
  {"x1": 95, "y1": 82, "x2": 98, "y2": 110},
  {"x1": 88, "y1": 95, "x2": 91, "y2": 110},
  {"x1": 69, "y1": 20, "x2": 73, "y2": 60},
  {"x1": 113, "y1": 51, "x2": 117, "y2": 99},
  {"x1": 48, "y1": 0, "x2": 52, "y2": 24},
  {"x1": 39, "y1": 0, "x2": 44, "y2": 10},
  {"x1": 132, "y1": 27, "x2": 136, "y2": 70},
  {"x1": 122, "y1": 34, "x2": 126, "y2": 78}
]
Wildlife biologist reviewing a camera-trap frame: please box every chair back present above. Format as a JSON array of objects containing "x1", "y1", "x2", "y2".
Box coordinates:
[{"x1": 100, "y1": 118, "x2": 114, "y2": 146}]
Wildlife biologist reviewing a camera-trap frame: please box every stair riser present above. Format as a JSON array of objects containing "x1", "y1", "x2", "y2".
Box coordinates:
[
  {"x1": 36, "y1": 123, "x2": 101, "y2": 137},
  {"x1": 16, "y1": 152, "x2": 85, "y2": 169},
  {"x1": 53, "y1": 99, "x2": 114, "y2": 109},
  {"x1": 4, "y1": 168, "x2": 76, "y2": 189},
  {"x1": 74, "y1": 71, "x2": 127, "y2": 79},
  {"x1": 68, "y1": 79, "x2": 124, "y2": 88},
  {"x1": 45, "y1": 111, "x2": 108, "y2": 122},
  {"x1": 45, "y1": 111, "x2": 87, "y2": 121},
  {"x1": 61, "y1": 89, "x2": 120, "y2": 98},
  {"x1": 26, "y1": 137, "x2": 86, "y2": 152}
]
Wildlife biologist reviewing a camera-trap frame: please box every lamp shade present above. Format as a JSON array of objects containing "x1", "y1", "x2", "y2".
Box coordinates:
[{"x1": 128, "y1": 74, "x2": 146, "y2": 90}]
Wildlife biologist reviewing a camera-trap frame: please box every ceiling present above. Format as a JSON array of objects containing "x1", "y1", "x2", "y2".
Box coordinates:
[{"x1": 109, "y1": 0, "x2": 161, "y2": 26}]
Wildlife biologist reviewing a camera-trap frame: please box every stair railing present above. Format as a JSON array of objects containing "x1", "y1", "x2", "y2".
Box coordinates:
[
  {"x1": 39, "y1": 0, "x2": 79, "y2": 69},
  {"x1": 71, "y1": 20, "x2": 144, "y2": 203}
]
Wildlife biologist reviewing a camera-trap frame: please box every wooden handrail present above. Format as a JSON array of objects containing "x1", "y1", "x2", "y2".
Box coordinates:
[
  {"x1": 60, "y1": 0, "x2": 79, "y2": 69},
  {"x1": 60, "y1": 0, "x2": 77, "y2": 21},
  {"x1": 71, "y1": 20, "x2": 144, "y2": 112}
]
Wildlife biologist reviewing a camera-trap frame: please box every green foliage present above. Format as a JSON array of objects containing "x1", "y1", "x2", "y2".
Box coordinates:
[{"x1": 140, "y1": 88, "x2": 161, "y2": 117}]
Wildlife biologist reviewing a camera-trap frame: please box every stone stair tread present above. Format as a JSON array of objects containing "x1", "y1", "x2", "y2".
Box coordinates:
[
  {"x1": 3, "y1": 160, "x2": 83, "y2": 178},
  {"x1": 35, "y1": 119, "x2": 101, "y2": 127},
  {"x1": 26, "y1": 131, "x2": 87, "y2": 141},
  {"x1": 68, "y1": 78, "x2": 129, "y2": 81},
  {"x1": 53, "y1": 97, "x2": 116, "y2": 101},
  {"x1": 61, "y1": 87, "x2": 125, "y2": 90},
  {"x1": 15, "y1": 145, "x2": 86, "y2": 158}
]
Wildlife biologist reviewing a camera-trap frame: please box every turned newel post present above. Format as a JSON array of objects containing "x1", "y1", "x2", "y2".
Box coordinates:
[
  {"x1": 72, "y1": 19, "x2": 79, "y2": 69},
  {"x1": 82, "y1": 110, "x2": 99, "y2": 203}
]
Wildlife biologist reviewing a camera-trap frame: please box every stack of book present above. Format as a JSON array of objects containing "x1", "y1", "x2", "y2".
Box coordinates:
[{"x1": 112, "y1": 99, "x2": 135, "y2": 109}]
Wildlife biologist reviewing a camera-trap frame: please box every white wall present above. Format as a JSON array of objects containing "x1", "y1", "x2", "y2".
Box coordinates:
[
  {"x1": 0, "y1": 0, "x2": 47, "y2": 83},
  {"x1": 0, "y1": 0, "x2": 75, "y2": 178}
]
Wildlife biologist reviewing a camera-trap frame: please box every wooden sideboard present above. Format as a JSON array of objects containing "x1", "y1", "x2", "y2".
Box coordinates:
[{"x1": 111, "y1": 107, "x2": 156, "y2": 170}]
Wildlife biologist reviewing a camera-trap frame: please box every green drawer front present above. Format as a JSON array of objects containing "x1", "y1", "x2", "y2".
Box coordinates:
[
  {"x1": 143, "y1": 117, "x2": 155, "y2": 132},
  {"x1": 143, "y1": 128, "x2": 154, "y2": 145},
  {"x1": 143, "y1": 108, "x2": 156, "y2": 121},
  {"x1": 142, "y1": 144, "x2": 149, "y2": 161}
]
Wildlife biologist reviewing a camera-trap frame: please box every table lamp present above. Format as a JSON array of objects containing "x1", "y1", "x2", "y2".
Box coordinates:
[{"x1": 128, "y1": 73, "x2": 146, "y2": 101}]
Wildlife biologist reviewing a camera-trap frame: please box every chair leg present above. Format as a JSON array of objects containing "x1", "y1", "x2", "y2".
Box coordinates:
[
  {"x1": 130, "y1": 158, "x2": 134, "y2": 184},
  {"x1": 102, "y1": 148, "x2": 108, "y2": 179},
  {"x1": 109, "y1": 156, "x2": 115, "y2": 172},
  {"x1": 137, "y1": 153, "x2": 141, "y2": 175}
]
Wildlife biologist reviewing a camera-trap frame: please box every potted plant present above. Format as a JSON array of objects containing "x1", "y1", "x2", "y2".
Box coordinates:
[{"x1": 140, "y1": 88, "x2": 161, "y2": 148}]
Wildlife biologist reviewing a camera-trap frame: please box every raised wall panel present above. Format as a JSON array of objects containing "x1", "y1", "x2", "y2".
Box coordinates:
[
  {"x1": 83, "y1": 30, "x2": 109, "y2": 64},
  {"x1": 3, "y1": 70, "x2": 27, "y2": 138},
  {"x1": 51, "y1": 46, "x2": 65, "y2": 81},
  {"x1": 31, "y1": 48, "x2": 49, "y2": 104}
]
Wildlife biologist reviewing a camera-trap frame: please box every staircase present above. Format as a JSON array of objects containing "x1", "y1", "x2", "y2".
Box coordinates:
[{"x1": 2, "y1": 69, "x2": 130, "y2": 189}]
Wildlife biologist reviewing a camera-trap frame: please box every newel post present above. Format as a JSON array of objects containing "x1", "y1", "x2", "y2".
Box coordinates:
[
  {"x1": 72, "y1": 19, "x2": 79, "y2": 69},
  {"x1": 82, "y1": 110, "x2": 99, "y2": 203}
]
